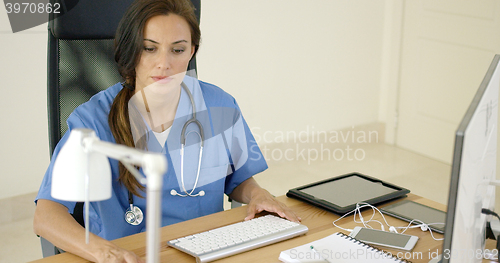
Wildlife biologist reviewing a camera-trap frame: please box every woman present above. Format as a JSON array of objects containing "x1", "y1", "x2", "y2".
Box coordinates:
[{"x1": 33, "y1": 0, "x2": 299, "y2": 262}]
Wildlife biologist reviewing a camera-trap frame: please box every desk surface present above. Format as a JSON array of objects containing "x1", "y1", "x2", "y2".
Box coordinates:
[{"x1": 28, "y1": 194, "x2": 492, "y2": 263}]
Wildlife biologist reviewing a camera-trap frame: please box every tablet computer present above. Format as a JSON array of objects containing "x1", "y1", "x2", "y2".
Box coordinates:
[
  {"x1": 380, "y1": 200, "x2": 446, "y2": 233},
  {"x1": 286, "y1": 173, "x2": 410, "y2": 214}
]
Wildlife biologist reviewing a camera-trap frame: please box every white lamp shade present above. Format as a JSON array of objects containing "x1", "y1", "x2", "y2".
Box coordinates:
[{"x1": 51, "y1": 129, "x2": 112, "y2": 202}]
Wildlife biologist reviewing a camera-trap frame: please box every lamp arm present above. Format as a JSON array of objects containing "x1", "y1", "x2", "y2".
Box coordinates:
[
  {"x1": 490, "y1": 180, "x2": 500, "y2": 186},
  {"x1": 82, "y1": 135, "x2": 166, "y2": 263},
  {"x1": 120, "y1": 162, "x2": 147, "y2": 185},
  {"x1": 83, "y1": 137, "x2": 167, "y2": 179},
  {"x1": 84, "y1": 137, "x2": 149, "y2": 166}
]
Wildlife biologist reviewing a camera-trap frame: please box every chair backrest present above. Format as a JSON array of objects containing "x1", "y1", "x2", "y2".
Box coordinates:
[
  {"x1": 48, "y1": 0, "x2": 201, "y2": 155},
  {"x1": 42, "y1": 0, "x2": 200, "y2": 257}
]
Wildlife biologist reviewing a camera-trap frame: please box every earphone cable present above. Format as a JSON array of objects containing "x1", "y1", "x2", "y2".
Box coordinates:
[{"x1": 333, "y1": 202, "x2": 445, "y2": 241}]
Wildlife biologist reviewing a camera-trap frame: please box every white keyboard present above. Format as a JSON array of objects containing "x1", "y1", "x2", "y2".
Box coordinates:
[{"x1": 167, "y1": 215, "x2": 308, "y2": 263}]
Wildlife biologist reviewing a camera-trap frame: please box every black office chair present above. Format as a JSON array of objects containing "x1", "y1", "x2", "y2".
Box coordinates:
[{"x1": 42, "y1": 0, "x2": 200, "y2": 257}]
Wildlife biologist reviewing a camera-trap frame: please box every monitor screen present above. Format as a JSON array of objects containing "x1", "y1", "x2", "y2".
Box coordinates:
[{"x1": 441, "y1": 54, "x2": 500, "y2": 263}]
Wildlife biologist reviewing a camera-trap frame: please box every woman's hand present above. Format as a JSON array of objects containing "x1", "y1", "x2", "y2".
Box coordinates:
[
  {"x1": 34, "y1": 199, "x2": 144, "y2": 263},
  {"x1": 228, "y1": 177, "x2": 301, "y2": 222},
  {"x1": 244, "y1": 188, "x2": 301, "y2": 222},
  {"x1": 94, "y1": 243, "x2": 145, "y2": 263}
]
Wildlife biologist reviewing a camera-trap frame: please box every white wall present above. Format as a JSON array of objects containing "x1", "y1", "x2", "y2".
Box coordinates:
[
  {"x1": 0, "y1": 0, "x2": 388, "y2": 200},
  {"x1": 197, "y1": 0, "x2": 386, "y2": 143},
  {"x1": 0, "y1": 8, "x2": 49, "y2": 200}
]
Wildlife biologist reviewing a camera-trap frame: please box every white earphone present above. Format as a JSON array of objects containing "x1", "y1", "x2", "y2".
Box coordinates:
[
  {"x1": 389, "y1": 224, "x2": 428, "y2": 233},
  {"x1": 332, "y1": 202, "x2": 443, "y2": 241}
]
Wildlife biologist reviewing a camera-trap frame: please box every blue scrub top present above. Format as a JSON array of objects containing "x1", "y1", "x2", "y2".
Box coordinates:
[{"x1": 36, "y1": 76, "x2": 268, "y2": 241}]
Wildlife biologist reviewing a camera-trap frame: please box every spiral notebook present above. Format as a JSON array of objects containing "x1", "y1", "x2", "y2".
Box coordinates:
[{"x1": 279, "y1": 232, "x2": 411, "y2": 263}]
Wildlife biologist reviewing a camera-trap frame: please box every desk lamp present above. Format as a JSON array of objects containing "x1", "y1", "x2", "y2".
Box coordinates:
[{"x1": 51, "y1": 128, "x2": 167, "y2": 263}]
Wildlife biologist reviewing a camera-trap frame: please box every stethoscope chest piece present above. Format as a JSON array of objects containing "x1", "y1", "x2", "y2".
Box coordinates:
[{"x1": 125, "y1": 204, "x2": 144, "y2": 225}]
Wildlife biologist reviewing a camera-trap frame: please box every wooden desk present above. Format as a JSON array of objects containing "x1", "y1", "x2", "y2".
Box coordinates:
[{"x1": 30, "y1": 194, "x2": 449, "y2": 263}]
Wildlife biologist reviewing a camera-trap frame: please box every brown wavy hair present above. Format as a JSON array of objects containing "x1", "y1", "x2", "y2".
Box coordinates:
[{"x1": 109, "y1": 0, "x2": 201, "y2": 197}]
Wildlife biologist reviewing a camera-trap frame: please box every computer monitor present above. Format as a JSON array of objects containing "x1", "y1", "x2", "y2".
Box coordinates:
[{"x1": 441, "y1": 54, "x2": 500, "y2": 263}]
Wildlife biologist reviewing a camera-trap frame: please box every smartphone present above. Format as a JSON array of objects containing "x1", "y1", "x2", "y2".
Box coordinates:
[
  {"x1": 380, "y1": 200, "x2": 446, "y2": 234},
  {"x1": 349, "y1": 227, "x2": 419, "y2": 251}
]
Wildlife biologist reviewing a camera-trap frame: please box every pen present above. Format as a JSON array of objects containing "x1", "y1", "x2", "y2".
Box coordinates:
[{"x1": 310, "y1": 245, "x2": 332, "y2": 263}]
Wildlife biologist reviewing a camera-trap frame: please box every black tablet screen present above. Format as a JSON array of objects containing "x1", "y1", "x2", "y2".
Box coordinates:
[
  {"x1": 299, "y1": 175, "x2": 398, "y2": 207},
  {"x1": 381, "y1": 201, "x2": 446, "y2": 233}
]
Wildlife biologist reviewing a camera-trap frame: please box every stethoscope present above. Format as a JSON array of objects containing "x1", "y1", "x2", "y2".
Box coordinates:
[
  {"x1": 125, "y1": 82, "x2": 205, "y2": 225},
  {"x1": 170, "y1": 82, "x2": 205, "y2": 197},
  {"x1": 125, "y1": 191, "x2": 143, "y2": 225}
]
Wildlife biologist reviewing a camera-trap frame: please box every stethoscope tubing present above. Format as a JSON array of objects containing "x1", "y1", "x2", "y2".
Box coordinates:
[
  {"x1": 180, "y1": 82, "x2": 204, "y2": 146},
  {"x1": 179, "y1": 144, "x2": 204, "y2": 197},
  {"x1": 176, "y1": 82, "x2": 205, "y2": 197},
  {"x1": 126, "y1": 81, "x2": 206, "y2": 225}
]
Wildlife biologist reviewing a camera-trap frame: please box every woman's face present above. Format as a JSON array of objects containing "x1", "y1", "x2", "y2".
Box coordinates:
[{"x1": 135, "y1": 14, "x2": 195, "y2": 93}]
